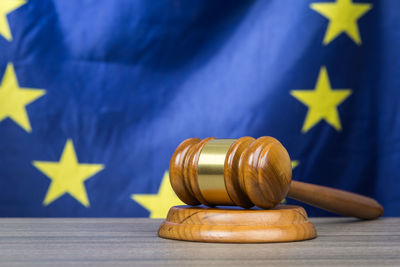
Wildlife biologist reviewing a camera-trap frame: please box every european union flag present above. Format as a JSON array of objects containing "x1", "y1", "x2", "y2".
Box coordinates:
[{"x1": 0, "y1": 0, "x2": 399, "y2": 217}]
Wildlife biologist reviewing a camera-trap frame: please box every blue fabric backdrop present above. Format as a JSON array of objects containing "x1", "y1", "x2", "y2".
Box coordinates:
[{"x1": 0, "y1": 0, "x2": 399, "y2": 217}]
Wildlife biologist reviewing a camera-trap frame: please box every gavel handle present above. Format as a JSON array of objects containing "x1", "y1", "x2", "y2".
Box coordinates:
[{"x1": 287, "y1": 181, "x2": 384, "y2": 220}]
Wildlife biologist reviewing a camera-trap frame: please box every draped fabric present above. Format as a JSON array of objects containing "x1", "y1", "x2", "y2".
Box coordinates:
[{"x1": 0, "y1": 0, "x2": 399, "y2": 217}]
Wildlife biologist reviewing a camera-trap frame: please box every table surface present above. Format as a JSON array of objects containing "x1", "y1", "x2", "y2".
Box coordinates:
[{"x1": 0, "y1": 217, "x2": 399, "y2": 266}]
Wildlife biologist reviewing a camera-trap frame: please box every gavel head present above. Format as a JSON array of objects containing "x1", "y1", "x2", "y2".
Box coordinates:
[{"x1": 169, "y1": 136, "x2": 292, "y2": 209}]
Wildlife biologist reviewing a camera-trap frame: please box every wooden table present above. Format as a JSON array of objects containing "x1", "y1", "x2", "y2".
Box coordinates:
[{"x1": 0, "y1": 218, "x2": 398, "y2": 266}]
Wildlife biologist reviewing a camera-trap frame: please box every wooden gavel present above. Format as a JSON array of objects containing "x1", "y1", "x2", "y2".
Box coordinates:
[{"x1": 169, "y1": 136, "x2": 384, "y2": 219}]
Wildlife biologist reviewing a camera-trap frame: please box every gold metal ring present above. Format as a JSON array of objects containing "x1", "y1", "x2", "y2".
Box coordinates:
[{"x1": 197, "y1": 139, "x2": 235, "y2": 205}]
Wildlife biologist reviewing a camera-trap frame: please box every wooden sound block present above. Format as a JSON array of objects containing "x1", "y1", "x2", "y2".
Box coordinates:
[{"x1": 158, "y1": 204, "x2": 317, "y2": 243}]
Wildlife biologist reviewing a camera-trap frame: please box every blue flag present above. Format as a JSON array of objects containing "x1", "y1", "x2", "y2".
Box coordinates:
[{"x1": 0, "y1": 0, "x2": 399, "y2": 217}]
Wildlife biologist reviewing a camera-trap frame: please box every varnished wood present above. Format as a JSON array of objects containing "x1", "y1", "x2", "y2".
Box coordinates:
[
  {"x1": 170, "y1": 136, "x2": 292, "y2": 209},
  {"x1": 241, "y1": 136, "x2": 291, "y2": 209},
  {"x1": 169, "y1": 138, "x2": 201, "y2": 205},
  {"x1": 224, "y1": 136, "x2": 254, "y2": 208},
  {"x1": 288, "y1": 181, "x2": 384, "y2": 220},
  {"x1": 188, "y1": 137, "x2": 215, "y2": 206},
  {"x1": 158, "y1": 205, "x2": 317, "y2": 243},
  {"x1": 169, "y1": 136, "x2": 384, "y2": 219}
]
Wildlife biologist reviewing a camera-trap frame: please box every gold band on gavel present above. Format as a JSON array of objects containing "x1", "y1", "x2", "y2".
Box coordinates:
[{"x1": 197, "y1": 139, "x2": 236, "y2": 205}]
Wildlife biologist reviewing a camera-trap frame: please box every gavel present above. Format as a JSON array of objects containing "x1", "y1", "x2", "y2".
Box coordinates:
[{"x1": 169, "y1": 136, "x2": 384, "y2": 220}]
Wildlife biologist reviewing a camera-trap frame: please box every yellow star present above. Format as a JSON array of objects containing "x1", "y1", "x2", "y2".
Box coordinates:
[
  {"x1": 0, "y1": 0, "x2": 26, "y2": 41},
  {"x1": 0, "y1": 63, "x2": 45, "y2": 132},
  {"x1": 291, "y1": 67, "x2": 352, "y2": 133},
  {"x1": 291, "y1": 160, "x2": 299, "y2": 169},
  {"x1": 33, "y1": 139, "x2": 104, "y2": 207},
  {"x1": 311, "y1": 0, "x2": 372, "y2": 45},
  {"x1": 132, "y1": 171, "x2": 184, "y2": 218}
]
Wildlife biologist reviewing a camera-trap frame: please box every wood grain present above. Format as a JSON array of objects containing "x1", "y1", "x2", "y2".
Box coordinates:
[
  {"x1": 0, "y1": 218, "x2": 398, "y2": 266},
  {"x1": 224, "y1": 136, "x2": 254, "y2": 208},
  {"x1": 158, "y1": 205, "x2": 317, "y2": 243},
  {"x1": 188, "y1": 137, "x2": 215, "y2": 206},
  {"x1": 169, "y1": 136, "x2": 293, "y2": 209},
  {"x1": 242, "y1": 136, "x2": 292, "y2": 209},
  {"x1": 169, "y1": 138, "x2": 201, "y2": 205},
  {"x1": 288, "y1": 181, "x2": 384, "y2": 220},
  {"x1": 169, "y1": 137, "x2": 383, "y2": 219}
]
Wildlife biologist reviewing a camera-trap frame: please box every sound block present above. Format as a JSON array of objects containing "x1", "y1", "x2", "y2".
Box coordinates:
[{"x1": 158, "y1": 205, "x2": 317, "y2": 243}]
